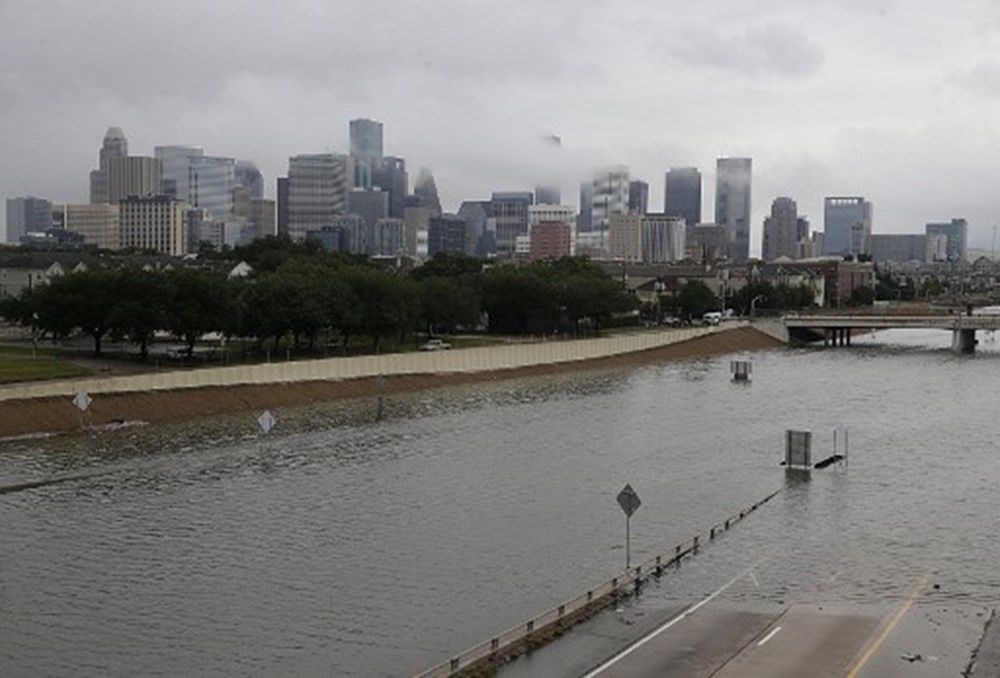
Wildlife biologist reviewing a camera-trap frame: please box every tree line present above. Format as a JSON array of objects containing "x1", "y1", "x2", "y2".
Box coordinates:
[{"x1": 0, "y1": 244, "x2": 636, "y2": 359}]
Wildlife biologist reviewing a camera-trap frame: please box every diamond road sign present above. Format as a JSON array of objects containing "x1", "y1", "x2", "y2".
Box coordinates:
[
  {"x1": 257, "y1": 410, "x2": 275, "y2": 434},
  {"x1": 617, "y1": 483, "x2": 641, "y2": 517},
  {"x1": 73, "y1": 391, "x2": 91, "y2": 412}
]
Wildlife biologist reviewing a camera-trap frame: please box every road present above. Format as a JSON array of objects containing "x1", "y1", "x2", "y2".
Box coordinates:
[{"x1": 500, "y1": 568, "x2": 988, "y2": 678}]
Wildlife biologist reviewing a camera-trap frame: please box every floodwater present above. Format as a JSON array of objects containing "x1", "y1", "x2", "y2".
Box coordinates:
[{"x1": 3, "y1": 326, "x2": 1000, "y2": 676}]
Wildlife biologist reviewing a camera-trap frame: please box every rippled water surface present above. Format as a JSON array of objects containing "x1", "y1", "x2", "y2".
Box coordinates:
[{"x1": 3, "y1": 328, "x2": 1000, "y2": 676}]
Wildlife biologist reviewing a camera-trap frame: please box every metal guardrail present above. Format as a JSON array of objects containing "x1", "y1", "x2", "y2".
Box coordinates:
[{"x1": 414, "y1": 489, "x2": 782, "y2": 678}]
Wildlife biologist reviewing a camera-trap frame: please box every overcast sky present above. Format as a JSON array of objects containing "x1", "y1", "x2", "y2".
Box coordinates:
[{"x1": 3, "y1": 0, "x2": 1000, "y2": 252}]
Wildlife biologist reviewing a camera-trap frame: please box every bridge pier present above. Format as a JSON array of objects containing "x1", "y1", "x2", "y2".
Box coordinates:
[{"x1": 952, "y1": 328, "x2": 977, "y2": 353}]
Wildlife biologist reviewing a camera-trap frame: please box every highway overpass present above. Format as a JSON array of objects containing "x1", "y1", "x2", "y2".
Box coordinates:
[{"x1": 782, "y1": 313, "x2": 1000, "y2": 352}]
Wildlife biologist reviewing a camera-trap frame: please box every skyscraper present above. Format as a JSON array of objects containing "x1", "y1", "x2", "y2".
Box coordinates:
[
  {"x1": 664, "y1": 167, "x2": 701, "y2": 228},
  {"x1": 276, "y1": 177, "x2": 289, "y2": 236},
  {"x1": 535, "y1": 185, "x2": 561, "y2": 205},
  {"x1": 156, "y1": 146, "x2": 237, "y2": 239},
  {"x1": 235, "y1": 160, "x2": 264, "y2": 199},
  {"x1": 715, "y1": 158, "x2": 752, "y2": 262},
  {"x1": 372, "y1": 156, "x2": 408, "y2": 220},
  {"x1": 428, "y1": 214, "x2": 468, "y2": 256},
  {"x1": 925, "y1": 218, "x2": 968, "y2": 262},
  {"x1": 89, "y1": 126, "x2": 128, "y2": 204},
  {"x1": 762, "y1": 197, "x2": 800, "y2": 261},
  {"x1": 5, "y1": 196, "x2": 53, "y2": 243},
  {"x1": 491, "y1": 191, "x2": 533, "y2": 257},
  {"x1": 578, "y1": 182, "x2": 594, "y2": 232},
  {"x1": 286, "y1": 153, "x2": 353, "y2": 241},
  {"x1": 349, "y1": 118, "x2": 384, "y2": 189},
  {"x1": 413, "y1": 168, "x2": 442, "y2": 217},
  {"x1": 591, "y1": 165, "x2": 630, "y2": 251},
  {"x1": 347, "y1": 189, "x2": 389, "y2": 230},
  {"x1": 823, "y1": 197, "x2": 872, "y2": 256},
  {"x1": 107, "y1": 156, "x2": 161, "y2": 204},
  {"x1": 628, "y1": 180, "x2": 649, "y2": 215}
]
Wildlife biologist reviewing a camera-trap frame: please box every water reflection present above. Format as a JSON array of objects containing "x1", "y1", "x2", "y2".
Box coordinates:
[{"x1": 3, "y1": 328, "x2": 1000, "y2": 675}]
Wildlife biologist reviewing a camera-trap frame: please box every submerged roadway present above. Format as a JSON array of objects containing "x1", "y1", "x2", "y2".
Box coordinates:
[{"x1": 499, "y1": 563, "x2": 994, "y2": 678}]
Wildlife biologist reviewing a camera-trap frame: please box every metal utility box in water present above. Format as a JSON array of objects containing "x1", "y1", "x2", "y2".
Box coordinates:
[
  {"x1": 785, "y1": 430, "x2": 812, "y2": 471},
  {"x1": 730, "y1": 360, "x2": 752, "y2": 381}
]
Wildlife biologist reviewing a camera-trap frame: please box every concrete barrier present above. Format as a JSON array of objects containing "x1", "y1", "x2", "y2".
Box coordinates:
[{"x1": 0, "y1": 325, "x2": 740, "y2": 403}]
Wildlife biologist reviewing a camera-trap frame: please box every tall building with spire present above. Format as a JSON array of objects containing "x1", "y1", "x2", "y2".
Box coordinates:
[
  {"x1": 89, "y1": 127, "x2": 128, "y2": 203},
  {"x1": 413, "y1": 168, "x2": 442, "y2": 218}
]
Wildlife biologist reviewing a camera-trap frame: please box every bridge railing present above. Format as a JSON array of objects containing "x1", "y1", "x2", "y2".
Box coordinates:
[
  {"x1": 783, "y1": 313, "x2": 1000, "y2": 329},
  {"x1": 413, "y1": 489, "x2": 782, "y2": 678}
]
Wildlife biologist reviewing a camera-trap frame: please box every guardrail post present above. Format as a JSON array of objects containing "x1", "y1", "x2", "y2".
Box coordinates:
[
  {"x1": 611, "y1": 577, "x2": 618, "y2": 589},
  {"x1": 557, "y1": 604, "x2": 565, "y2": 617},
  {"x1": 450, "y1": 658, "x2": 460, "y2": 670},
  {"x1": 655, "y1": 555, "x2": 662, "y2": 575},
  {"x1": 587, "y1": 590, "x2": 593, "y2": 602},
  {"x1": 710, "y1": 526, "x2": 716, "y2": 540},
  {"x1": 675, "y1": 544, "x2": 681, "y2": 566},
  {"x1": 693, "y1": 535, "x2": 699, "y2": 552},
  {"x1": 526, "y1": 620, "x2": 534, "y2": 633},
  {"x1": 491, "y1": 638, "x2": 499, "y2": 652},
  {"x1": 725, "y1": 519, "x2": 730, "y2": 530}
]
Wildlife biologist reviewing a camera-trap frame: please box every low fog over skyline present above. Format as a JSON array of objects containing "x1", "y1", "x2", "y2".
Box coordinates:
[{"x1": 3, "y1": 0, "x2": 1000, "y2": 250}]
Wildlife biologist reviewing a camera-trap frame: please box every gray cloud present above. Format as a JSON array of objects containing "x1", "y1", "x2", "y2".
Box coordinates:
[
  {"x1": 2, "y1": 0, "x2": 1000, "y2": 251},
  {"x1": 669, "y1": 23, "x2": 824, "y2": 78},
  {"x1": 951, "y1": 59, "x2": 1000, "y2": 97}
]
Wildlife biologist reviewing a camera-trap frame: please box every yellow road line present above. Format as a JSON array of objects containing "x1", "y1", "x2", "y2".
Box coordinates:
[{"x1": 845, "y1": 575, "x2": 929, "y2": 677}]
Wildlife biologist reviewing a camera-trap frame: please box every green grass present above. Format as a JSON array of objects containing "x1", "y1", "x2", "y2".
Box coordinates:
[{"x1": 0, "y1": 350, "x2": 91, "y2": 384}]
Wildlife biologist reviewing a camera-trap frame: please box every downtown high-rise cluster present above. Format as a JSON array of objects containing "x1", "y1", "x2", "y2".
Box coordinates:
[{"x1": 5, "y1": 119, "x2": 969, "y2": 265}]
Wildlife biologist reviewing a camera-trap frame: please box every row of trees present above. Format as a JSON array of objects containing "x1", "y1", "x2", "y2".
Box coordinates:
[{"x1": 0, "y1": 251, "x2": 636, "y2": 358}]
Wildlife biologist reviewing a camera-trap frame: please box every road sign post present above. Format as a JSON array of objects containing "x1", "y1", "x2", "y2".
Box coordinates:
[
  {"x1": 616, "y1": 484, "x2": 641, "y2": 569},
  {"x1": 257, "y1": 410, "x2": 275, "y2": 434}
]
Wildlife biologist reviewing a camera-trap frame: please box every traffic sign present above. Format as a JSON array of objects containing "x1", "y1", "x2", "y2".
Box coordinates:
[
  {"x1": 73, "y1": 391, "x2": 91, "y2": 412},
  {"x1": 617, "y1": 483, "x2": 641, "y2": 517},
  {"x1": 257, "y1": 410, "x2": 275, "y2": 434}
]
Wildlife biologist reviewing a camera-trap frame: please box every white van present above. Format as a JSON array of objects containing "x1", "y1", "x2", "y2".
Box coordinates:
[{"x1": 702, "y1": 311, "x2": 722, "y2": 325}]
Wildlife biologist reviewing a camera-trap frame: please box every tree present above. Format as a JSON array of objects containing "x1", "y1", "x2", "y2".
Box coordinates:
[
  {"x1": 481, "y1": 266, "x2": 558, "y2": 334},
  {"x1": 667, "y1": 280, "x2": 719, "y2": 320},
  {"x1": 163, "y1": 269, "x2": 235, "y2": 358},
  {"x1": 26, "y1": 269, "x2": 121, "y2": 356},
  {"x1": 346, "y1": 268, "x2": 413, "y2": 351},
  {"x1": 109, "y1": 269, "x2": 168, "y2": 359},
  {"x1": 412, "y1": 252, "x2": 483, "y2": 280},
  {"x1": 850, "y1": 285, "x2": 875, "y2": 306},
  {"x1": 419, "y1": 276, "x2": 480, "y2": 336}
]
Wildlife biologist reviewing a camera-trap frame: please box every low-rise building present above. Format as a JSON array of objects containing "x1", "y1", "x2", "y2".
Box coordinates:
[
  {"x1": 119, "y1": 195, "x2": 187, "y2": 256},
  {"x1": 65, "y1": 203, "x2": 120, "y2": 249},
  {"x1": 529, "y1": 221, "x2": 572, "y2": 260}
]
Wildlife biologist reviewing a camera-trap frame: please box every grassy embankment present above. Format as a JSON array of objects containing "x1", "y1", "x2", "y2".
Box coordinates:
[{"x1": 0, "y1": 348, "x2": 90, "y2": 384}]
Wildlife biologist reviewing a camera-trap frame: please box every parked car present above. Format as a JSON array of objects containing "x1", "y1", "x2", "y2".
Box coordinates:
[
  {"x1": 420, "y1": 338, "x2": 452, "y2": 351},
  {"x1": 660, "y1": 315, "x2": 681, "y2": 327},
  {"x1": 702, "y1": 311, "x2": 722, "y2": 326}
]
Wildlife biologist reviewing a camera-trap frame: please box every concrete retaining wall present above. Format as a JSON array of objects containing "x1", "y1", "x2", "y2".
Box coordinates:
[{"x1": 0, "y1": 325, "x2": 740, "y2": 402}]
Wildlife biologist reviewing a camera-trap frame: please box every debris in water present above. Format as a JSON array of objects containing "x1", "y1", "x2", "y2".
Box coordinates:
[{"x1": 900, "y1": 652, "x2": 923, "y2": 663}]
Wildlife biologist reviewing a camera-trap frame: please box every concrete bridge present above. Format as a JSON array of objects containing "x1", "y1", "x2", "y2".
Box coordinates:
[{"x1": 782, "y1": 313, "x2": 1000, "y2": 352}]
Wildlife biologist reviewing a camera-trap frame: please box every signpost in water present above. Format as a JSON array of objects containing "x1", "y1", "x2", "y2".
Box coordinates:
[{"x1": 616, "y1": 484, "x2": 641, "y2": 569}]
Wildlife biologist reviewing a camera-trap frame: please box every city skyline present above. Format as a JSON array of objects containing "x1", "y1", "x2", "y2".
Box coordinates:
[{"x1": 4, "y1": 2, "x2": 1000, "y2": 251}]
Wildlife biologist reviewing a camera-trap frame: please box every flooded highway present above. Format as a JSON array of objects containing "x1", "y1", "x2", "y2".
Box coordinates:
[{"x1": 3, "y1": 327, "x2": 1000, "y2": 676}]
